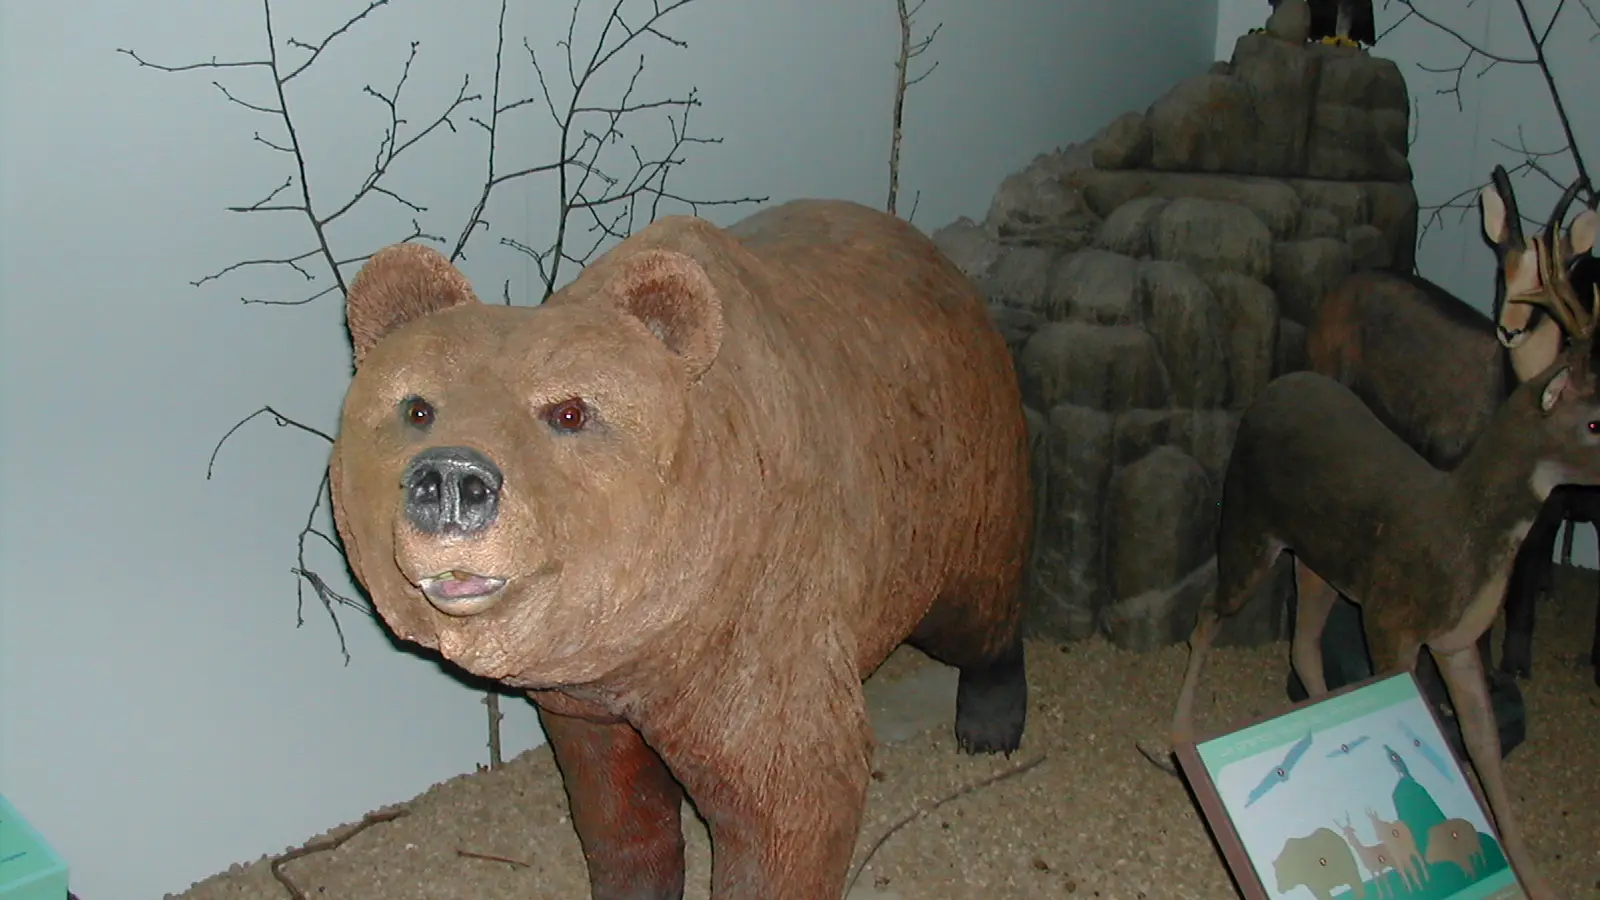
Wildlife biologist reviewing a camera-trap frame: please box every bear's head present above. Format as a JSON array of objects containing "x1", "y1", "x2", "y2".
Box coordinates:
[{"x1": 329, "y1": 233, "x2": 727, "y2": 688}]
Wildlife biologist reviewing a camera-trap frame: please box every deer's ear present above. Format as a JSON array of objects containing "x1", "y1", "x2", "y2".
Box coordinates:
[
  {"x1": 1540, "y1": 366, "x2": 1572, "y2": 413},
  {"x1": 1569, "y1": 209, "x2": 1598, "y2": 257},
  {"x1": 1481, "y1": 183, "x2": 1512, "y2": 246}
]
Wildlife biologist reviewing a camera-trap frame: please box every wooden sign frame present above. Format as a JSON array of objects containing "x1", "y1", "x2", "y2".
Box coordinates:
[{"x1": 1174, "y1": 670, "x2": 1526, "y2": 900}]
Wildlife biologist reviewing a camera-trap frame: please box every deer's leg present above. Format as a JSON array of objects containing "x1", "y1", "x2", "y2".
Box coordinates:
[
  {"x1": 1291, "y1": 560, "x2": 1341, "y2": 698},
  {"x1": 1499, "y1": 506, "x2": 1559, "y2": 679},
  {"x1": 1429, "y1": 645, "x2": 1555, "y2": 900},
  {"x1": 1171, "y1": 611, "x2": 1219, "y2": 746},
  {"x1": 539, "y1": 709, "x2": 686, "y2": 900},
  {"x1": 1591, "y1": 592, "x2": 1600, "y2": 686},
  {"x1": 1589, "y1": 515, "x2": 1600, "y2": 686},
  {"x1": 1173, "y1": 532, "x2": 1279, "y2": 744}
]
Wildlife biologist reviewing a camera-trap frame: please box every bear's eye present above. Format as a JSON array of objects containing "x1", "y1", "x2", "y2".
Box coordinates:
[
  {"x1": 401, "y1": 396, "x2": 435, "y2": 429},
  {"x1": 543, "y1": 398, "x2": 589, "y2": 433}
]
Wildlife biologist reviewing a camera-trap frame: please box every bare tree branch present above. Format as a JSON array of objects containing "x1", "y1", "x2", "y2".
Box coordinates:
[
  {"x1": 271, "y1": 806, "x2": 409, "y2": 898},
  {"x1": 205, "y1": 406, "x2": 372, "y2": 664},
  {"x1": 116, "y1": 48, "x2": 271, "y2": 74},
  {"x1": 846, "y1": 754, "x2": 1048, "y2": 896},
  {"x1": 888, "y1": 0, "x2": 941, "y2": 218},
  {"x1": 281, "y1": 0, "x2": 393, "y2": 83},
  {"x1": 454, "y1": 0, "x2": 765, "y2": 295},
  {"x1": 1510, "y1": 0, "x2": 1592, "y2": 196},
  {"x1": 1578, "y1": 0, "x2": 1600, "y2": 38},
  {"x1": 122, "y1": 0, "x2": 463, "y2": 307},
  {"x1": 1382, "y1": 0, "x2": 1597, "y2": 259}
]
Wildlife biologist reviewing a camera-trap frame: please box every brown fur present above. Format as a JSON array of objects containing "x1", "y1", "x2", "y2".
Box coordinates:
[
  {"x1": 1305, "y1": 174, "x2": 1598, "y2": 471},
  {"x1": 344, "y1": 242, "x2": 483, "y2": 368},
  {"x1": 1302, "y1": 180, "x2": 1600, "y2": 686},
  {"x1": 1174, "y1": 359, "x2": 1600, "y2": 900},
  {"x1": 329, "y1": 199, "x2": 1033, "y2": 899},
  {"x1": 1172, "y1": 229, "x2": 1600, "y2": 900},
  {"x1": 1173, "y1": 193, "x2": 1600, "y2": 900},
  {"x1": 1306, "y1": 270, "x2": 1512, "y2": 471}
]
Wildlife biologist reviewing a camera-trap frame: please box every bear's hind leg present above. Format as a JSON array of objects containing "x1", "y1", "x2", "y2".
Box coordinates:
[
  {"x1": 953, "y1": 632, "x2": 1027, "y2": 755},
  {"x1": 539, "y1": 708, "x2": 686, "y2": 900},
  {"x1": 909, "y1": 575, "x2": 1028, "y2": 756}
]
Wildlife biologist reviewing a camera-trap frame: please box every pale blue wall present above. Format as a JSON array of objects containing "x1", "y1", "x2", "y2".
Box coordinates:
[{"x1": 0, "y1": 1, "x2": 1219, "y2": 897}]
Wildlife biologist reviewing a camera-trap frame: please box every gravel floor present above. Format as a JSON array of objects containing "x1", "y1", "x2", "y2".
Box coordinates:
[{"x1": 173, "y1": 568, "x2": 1600, "y2": 900}]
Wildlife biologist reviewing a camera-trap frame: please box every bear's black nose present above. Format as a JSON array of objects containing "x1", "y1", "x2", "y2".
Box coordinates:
[{"x1": 402, "y1": 446, "x2": 503, "y2": 537}]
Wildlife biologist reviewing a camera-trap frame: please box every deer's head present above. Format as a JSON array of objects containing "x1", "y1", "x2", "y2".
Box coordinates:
[
  {"x1": 1499, "y1": 207, "x2": 1600, "y2": 497},
  {"x1": 1481, "y1": 168, "x2": 1598, "y2": 381}
]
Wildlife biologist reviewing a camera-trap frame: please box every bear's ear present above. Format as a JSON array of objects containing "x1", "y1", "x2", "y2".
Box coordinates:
[
  {"x1": 603, "y1": 248, "x2": 724, "y2": 380},
  {"x1": 346, "y1": 243, "x2": 481, "y2": 367}
]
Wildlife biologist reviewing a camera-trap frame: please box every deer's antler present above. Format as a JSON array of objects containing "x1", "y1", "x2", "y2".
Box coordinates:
[
  {"x1": 1510, "y1": 177, "x2": 1597, "y2": 342},
  {"x1": 1544, "y1": 176, "x2": 1587, "y2": 261},
  {"x1": 1491, "y1": 164, "x2": 1526, "y2": 249}
]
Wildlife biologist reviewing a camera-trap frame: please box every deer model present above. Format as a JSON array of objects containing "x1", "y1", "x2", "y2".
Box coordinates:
[
  {"x1": 1306, "y1": 167, "x2": 1600, "y2": 689},
  {"x1": 1167, "y1": 177, "x2": 1600, "y2": 900},
  {"x1": 1335, "y1": 812, "x2": 1397, "y2": 896},
  {"x1": 1366, "y1": 807, "x2": 1427, "y2": 893},
  {"x1": 1504, "y1": 246, "x2": 1600, "y2": 686}
]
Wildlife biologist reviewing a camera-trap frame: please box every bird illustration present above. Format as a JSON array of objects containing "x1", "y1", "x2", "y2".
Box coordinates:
[
  {"x1": 1245, "y1": 731, "x2": 1315, "y2": 807},
  {"x1": 1383, "y1": 742, "x2": 1412, "y2": 780},
  {"x1": 1397, "y1": 720, "x2": 1455, "y2": 783},
  {"x1": 1324, "y1": 735, "x2": 1370, "y2": 758}
]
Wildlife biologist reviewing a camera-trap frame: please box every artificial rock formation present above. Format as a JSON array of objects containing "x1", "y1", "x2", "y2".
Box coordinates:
[{"x1": 934, "y1": 32, "x2": 1419, "y2": 651}]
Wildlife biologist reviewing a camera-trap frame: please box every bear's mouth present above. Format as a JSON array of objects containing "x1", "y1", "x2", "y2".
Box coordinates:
[{"x1": 418, "y1": 570, "x2": 509, "y2": 617}]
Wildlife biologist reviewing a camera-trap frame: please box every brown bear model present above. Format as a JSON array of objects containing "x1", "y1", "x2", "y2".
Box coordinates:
[{"x1": 329, "y1": 198, "x2": 1034, "y2": 900}]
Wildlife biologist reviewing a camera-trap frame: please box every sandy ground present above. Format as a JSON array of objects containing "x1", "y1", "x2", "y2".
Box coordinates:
[{"x1": 174, "y1": 568, "x2": 1600, "y2": 900}]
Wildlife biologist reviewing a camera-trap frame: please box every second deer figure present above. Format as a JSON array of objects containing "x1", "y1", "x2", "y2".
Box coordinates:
[
  {"x1": 1167, "y1": 179, "x2": 1600, "y2": 900},
  {"x1": 1307, "y1": 166, "x2": 1600, "y2": 689}
]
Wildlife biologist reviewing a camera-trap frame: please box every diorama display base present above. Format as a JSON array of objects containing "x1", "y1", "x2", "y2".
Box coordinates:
[{"x1": 174, "y1": 567, "x2": 1600, "y2": 900}]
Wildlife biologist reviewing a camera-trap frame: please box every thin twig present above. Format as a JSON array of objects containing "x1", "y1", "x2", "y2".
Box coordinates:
[
  {"x1": 206, "y1": 405, "x2": 333, "y2": 480},
  {"x1": 485, "y1": 692, "x2": 505, "y2": 768},
  {"x1": 845, "y1": 754, "x2": 1047, "y2": 895},
  {"x1": 888, "y1": 0, "x2": 939, "y2": 216},
  {"x1": 493, "y1": 0, "x2": 765, "y2": 297},
  {"x1": 270, "y1": 807, "x2": 409, "y2": 899},
  {"x1": 205, "y1": 406, "x2": 373, "y2": 662},
  {"x1": 122, "y1": 0, "x2": 464, "y2": 305},
  {"x1": 1511, "y1": 0, "x2": 1591, "y2": 195},
  {"x1": 1383, "y1": 0, "x2": 1598, "y2": 256},
  {"x1": 456, "y1": 847, "x2": 532, "y2": 868}
]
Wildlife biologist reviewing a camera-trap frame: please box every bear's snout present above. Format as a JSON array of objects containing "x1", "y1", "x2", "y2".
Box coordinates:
[{"x1": 402, "y1": 445, "x2": 503, "y2": 538}]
